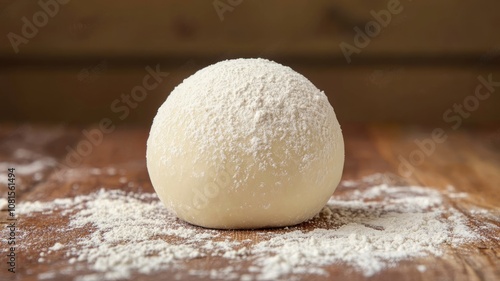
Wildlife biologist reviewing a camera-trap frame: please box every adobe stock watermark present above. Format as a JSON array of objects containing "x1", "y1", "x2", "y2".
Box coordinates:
[
  {"x1": 213, "y1": 0, "x2": 243, "y2": 21},
  {"x1": 398, "y1": 73, "x2": 500, "y2": 177},
  {"x1": 339, "y1": 0, "x2": 407, "y2": 64},
  {"x1": 7, "y1": 0, "x2": 71, "y2": 54},
  {"x1": 53, "y1": 64, "x2": 169, "y2": 177}
]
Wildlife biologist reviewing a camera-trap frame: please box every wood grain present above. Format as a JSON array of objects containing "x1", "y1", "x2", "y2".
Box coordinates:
[
  {"x1": 2, "y1": 65, "x2": 500, "y2": 125},
  {"x1": 0, "y1": 124, "x2": 499, "y2": 281},
  {"x1": 3, "y1": 1, "x2": 500, "y2": 125},
  {"x1": 1, "y1": 0, "x2": 500, "y2": 57}
]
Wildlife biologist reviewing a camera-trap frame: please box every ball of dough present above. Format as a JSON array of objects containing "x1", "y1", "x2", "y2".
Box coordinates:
[{"x1": 146, "y1": 58, "x2": 344, "y2": 229}]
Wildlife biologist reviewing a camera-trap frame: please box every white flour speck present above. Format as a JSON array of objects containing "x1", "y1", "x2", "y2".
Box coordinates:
[
  {"x1": 417, "y1": 265, "x2": 427, "y2": 272},
  {"x1": 49, "y1": 242, "x2": 64, "y2": 251}
]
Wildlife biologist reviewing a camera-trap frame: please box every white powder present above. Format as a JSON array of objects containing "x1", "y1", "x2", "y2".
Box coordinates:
[
  {"x1": 13, "y1": 180, "x2": 496, "y2": 281},
  {"x1": 49, "y1": 242, "x2": 65, "y2": 251},
  {"x1": 38, "y1": 271, "x2": 57, "y2": 280},
  {"x1": 417, "y1": 265, "x2": 427, "y2": 272},
  {"x1": 1, "y1": 146, "x2": 58, "y2": 173},
  {"x1": 0, "y1": 157, "x2": 57, "y2": 184},
  {"x1": 150, "y1": 58, "x2": 340, "y2": 187},
  {"x1": 251, "y1": 185, "x2": 473, "y2": 279}
]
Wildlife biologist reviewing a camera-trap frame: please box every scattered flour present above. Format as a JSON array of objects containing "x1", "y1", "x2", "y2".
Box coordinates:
[
  {"x1": 0, "y1": 157, "x2": 57, "y2": 176},
  {"x1": 49, "y1": 242, "x2": 65, "y2": 251},
  {"x1": 13, "y1": 181, "x2": 496, "y2": 281},
  {"x1": 0, "y1": 148, "x2": 57, "y2": 184},
  {"x1": 417, "y1": 265, "x2": 427, "y2": 272},
  {"x1": 38, "y1": 271, "x2": 57, "y2": 280}
]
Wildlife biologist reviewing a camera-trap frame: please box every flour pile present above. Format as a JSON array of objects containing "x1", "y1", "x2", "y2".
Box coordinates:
[{"x1": 14, "y1": 181, "x2": 495, "y2": 281}]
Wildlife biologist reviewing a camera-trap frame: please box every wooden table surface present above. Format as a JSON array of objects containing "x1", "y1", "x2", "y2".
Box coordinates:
[{"x1": 0, "y1": 124, "x2": 499, "y2": 281}]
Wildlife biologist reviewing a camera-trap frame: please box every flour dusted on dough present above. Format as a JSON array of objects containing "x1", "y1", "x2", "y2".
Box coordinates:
[{"x1": 147, "y1": 58, "x2": 344, "y2": 229}]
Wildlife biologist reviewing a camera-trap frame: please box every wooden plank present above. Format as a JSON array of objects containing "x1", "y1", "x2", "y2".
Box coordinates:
[
  {"x1": 1, "y1": 65, "x2": 500, "y2": 125},
  {"x1": 1, "y1": 0, "x2": 500, "y2": 57},
  {"x1": 370, "y1": 125, "x2": 500, "y2": 206},
  {"x1": 20, "y1": 127, "x2": 153, "y2": 202},
  {"x1": 0, "y1": 125, "x2": 499, "y2": 280}
]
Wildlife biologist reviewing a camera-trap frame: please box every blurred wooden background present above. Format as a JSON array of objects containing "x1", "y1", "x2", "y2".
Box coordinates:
[{"x1": 1, "y1": 0, "x2": 499, "y2": 125}]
